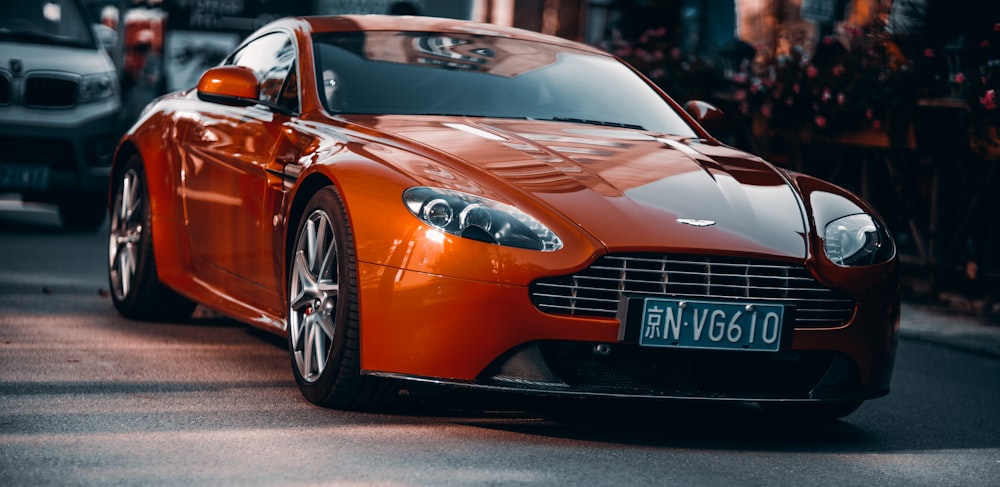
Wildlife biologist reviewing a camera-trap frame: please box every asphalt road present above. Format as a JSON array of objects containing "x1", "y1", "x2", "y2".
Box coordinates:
[{"x1": 1, "y1": 201, "x2": 999, "y2": 487}]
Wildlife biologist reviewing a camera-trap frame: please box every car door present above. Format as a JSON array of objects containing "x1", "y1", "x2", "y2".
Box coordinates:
[{"x1": 180, "y1": 32, "x2": 299, "y2": 315}]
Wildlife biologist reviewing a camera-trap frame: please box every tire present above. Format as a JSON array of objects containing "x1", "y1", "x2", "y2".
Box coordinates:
[
  {"x1": 757, "y1": 400, "x2": 863, "y2": 422},
  {"x1": 287, "y1": 186, "x2": 395, "y2": 410},
  {"x1": 59, "y1": 193, "x2": 107, "y2": 232},
  {"x1": 108, "y1": 155, "x2": 196, "y2": 322}
]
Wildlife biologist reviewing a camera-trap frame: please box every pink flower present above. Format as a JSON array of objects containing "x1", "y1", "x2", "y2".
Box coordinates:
[
  {"x1": 761, "y1": 104, "x2": 773, "y2": 119},
  {"x1": 815, "y1": 115, "x2": 828, "y2": 128},
  {"x1": 837, "y1": 93, "x2": 846, "y2": 105},
  {"x1": 832, "y1": 64, "x2": 846, "y2": 77},
  {"x1": 821, "y1": 88, "x2": 832, "y2": 103},
  {"x1": 793, "y1": 83, "x2": 801, "y2": 94},
  {"x1": 994, "y1": 23, "x2": 1000, "y2": 32},
  {"x1": 981, "y1": 90, "x2": 998, "y2": 110},
  {"x1": 954, "y1": 72, "x2": 966, "y2": 84},
  {"x1": 731, "y1": 72, "x2": 748, "y2": 84},
  {"x1": 924, "y1": 48, "x2": 935, "y2": 58},
  {"x1": 735, "y1": 89, "x2": 747, "y2": 101},
  {"x1": 806, "y1": 65, "x2": 819, "y2": 79}
]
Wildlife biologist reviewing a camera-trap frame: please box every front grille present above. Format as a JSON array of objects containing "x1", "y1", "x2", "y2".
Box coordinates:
[
  {"x1": 24, "y1": 75, "x2": 78, "y2": 108},
  {"x1": 530, "y1": 254, "x2": 855, "y2": 328},
  {"x1": 0, "y1": 136, "x2": 75, "y2": 170}
]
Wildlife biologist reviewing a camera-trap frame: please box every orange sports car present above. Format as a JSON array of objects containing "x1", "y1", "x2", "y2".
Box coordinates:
[{"x1": 107, "y1": 15, "x2": 899, "y2": 419}]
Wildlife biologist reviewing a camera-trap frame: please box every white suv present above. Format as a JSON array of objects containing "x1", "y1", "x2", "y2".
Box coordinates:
[{"x1": 0, "y1": 0, "x2": 121, "y2": 230}]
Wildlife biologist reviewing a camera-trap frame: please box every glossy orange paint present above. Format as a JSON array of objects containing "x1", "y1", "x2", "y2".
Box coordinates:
[
  {"x1": 111, "y1": 15, "x2": 899, "y2": 403},
  {"x1": 196, "y1": 66, "x2": 259, "y2": 101}
]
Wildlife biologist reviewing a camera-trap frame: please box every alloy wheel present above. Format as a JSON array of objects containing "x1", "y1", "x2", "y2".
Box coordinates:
[
  {"x1": 108, "y1": 168, "x2": 143, "y2": 301},
  {"x1": 289, "y1": 209, "x2": 339, "y2": 383}
]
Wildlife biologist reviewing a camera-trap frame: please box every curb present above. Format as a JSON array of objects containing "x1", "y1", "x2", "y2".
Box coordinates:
[{"x1": 899, "y1": 302, "x2": 1000, "y2": 359}]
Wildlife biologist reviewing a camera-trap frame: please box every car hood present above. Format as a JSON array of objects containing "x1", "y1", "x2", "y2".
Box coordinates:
[
  {"x1": 351, "y1": 116, "x2": 808, "y2": 259},
  {"x1": 0, "y1": 41, "x2": 113, "y2": 75}
]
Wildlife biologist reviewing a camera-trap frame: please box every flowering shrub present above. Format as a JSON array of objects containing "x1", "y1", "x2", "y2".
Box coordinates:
[
  {"x1": 961, "y1": 23, "x2": 1000, "y2": 157},
  {"x1": 605, "y1": 18, "x2": 1000, "y2": 157}
]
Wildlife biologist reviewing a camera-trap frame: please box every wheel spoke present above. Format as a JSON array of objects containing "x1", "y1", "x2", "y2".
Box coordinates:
[
  {"x1": 119, "y1": 243, "x2": 134, "y2": 296},
  {"x1": 120, "y1": 174, "x2": 133, "y2": 222},
  {"x1": 313, "y1": 217, "x2": 329, "y2": 274},
  {"x1": 310, "y1": 318, "x2": 328, "y2": 375},
  {"x1": 291, "y1": 251, "x2": 317, "y2": 311},
  {"x1": 304, "y1": 218, "x2": 318, "y2": 272},
  {"x1": 314, "y1": 312, "x2": 336, "y2": 345}
]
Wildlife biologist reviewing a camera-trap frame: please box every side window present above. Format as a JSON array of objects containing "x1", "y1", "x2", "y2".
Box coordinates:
[{"x1": 227, "y1": 33, "x2": 299, "y2": 112}]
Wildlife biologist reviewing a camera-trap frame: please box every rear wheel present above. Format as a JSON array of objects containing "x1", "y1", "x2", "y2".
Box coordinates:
[
  {"x1": 287, "y1": 187, "x2": 395, "y2": 410},
  {"x1": 108, "y1": 155, "x2": 196, "y2": 321}
]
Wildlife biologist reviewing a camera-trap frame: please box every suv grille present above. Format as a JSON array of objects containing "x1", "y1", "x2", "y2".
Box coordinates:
[
  {"x1": 25, "y1": 75, "x2": 78, "y2": 108},
  {"x1": 530, "y1": 254, "x2": 855, "y2": 328}
]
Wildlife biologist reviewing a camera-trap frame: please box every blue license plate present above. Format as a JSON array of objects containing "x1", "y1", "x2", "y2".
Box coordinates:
[
  {"x1": 635, "y1": 297, "x2": 785, "y2": 352},
  {"x1": 0, "y1": 165, "x2": 50, "y2": 190}
]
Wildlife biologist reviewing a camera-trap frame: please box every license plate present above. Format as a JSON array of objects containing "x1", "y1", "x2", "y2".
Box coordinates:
[
  {"x1": 619, "y1": 297, "x2": 786, "y2": 352},
  {"x1": 0, "y1": 165, "x2": 50, "y2": 190}
]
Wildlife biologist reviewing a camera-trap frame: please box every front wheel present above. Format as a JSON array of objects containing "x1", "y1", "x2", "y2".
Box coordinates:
[
  {"x1": 287, "y1": 187, "x2": 395, "y2": 410},
  {"x1": 107, "y1": 155, "x2": 196, "y2": 322}
]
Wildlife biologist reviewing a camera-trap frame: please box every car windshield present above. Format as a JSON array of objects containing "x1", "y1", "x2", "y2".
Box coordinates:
[
  {"x1": 313, "y1": 31, "x2": 697, "y2": 137},
  {"x1": 0, "y1": 0, "x2": 96, "y2": 49}
]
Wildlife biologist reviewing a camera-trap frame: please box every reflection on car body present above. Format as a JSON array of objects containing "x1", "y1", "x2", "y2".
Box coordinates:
[{"x1": 108, "y1": 15, "x2": 899, "y2": 420}]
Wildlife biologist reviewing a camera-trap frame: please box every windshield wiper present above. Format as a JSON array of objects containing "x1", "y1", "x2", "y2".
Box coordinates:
[{"x1": 544, "y1": 117, "x2": 645, "y2": 130}]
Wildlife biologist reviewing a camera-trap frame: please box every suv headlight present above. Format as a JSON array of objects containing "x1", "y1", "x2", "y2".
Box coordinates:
[
  {"x1": 823, "y1": 214, "x2": 894, "y2": 266},
  {"x1": 403, "y1": 187, "x2": 563, "y2": 251},
  {"x1": 79, "y1": 72, "x2": 118, "y2": 103}
]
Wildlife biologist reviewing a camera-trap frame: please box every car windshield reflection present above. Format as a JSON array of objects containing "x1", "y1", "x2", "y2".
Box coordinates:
[
  {"x1": 0, "y1": 0, "x2": 96, "y2": 49},
  {"x1": 312, "y1": 31, "x2": 697, "y2": 138}
]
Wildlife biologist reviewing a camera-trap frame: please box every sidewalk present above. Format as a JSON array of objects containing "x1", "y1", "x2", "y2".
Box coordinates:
[{"x1": 899, "y1": 301, "x2": 1000, "y2": 358}]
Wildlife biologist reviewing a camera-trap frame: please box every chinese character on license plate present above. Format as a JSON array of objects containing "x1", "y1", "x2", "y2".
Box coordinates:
[{"x1": 630, "y1": 297, "x2": 786, "y2": 352}]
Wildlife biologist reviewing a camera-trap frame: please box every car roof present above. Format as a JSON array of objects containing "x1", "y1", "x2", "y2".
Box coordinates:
[{"x1": 293, "y1": 14, "x2": 608, "y2": 56}]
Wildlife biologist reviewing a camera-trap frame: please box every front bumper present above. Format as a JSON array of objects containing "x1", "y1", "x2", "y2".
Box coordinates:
[
  {"x1": 357, "y1": 261, "x2": 899, "y2": 402},
  {"x1": 0, "y1": 101, "x2": 120, "y2": 197}
]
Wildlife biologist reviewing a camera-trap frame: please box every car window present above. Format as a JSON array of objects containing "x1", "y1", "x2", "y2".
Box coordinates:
[
  {"x1": 312, "y1": 31, "x2": 697, "y2": 137},
  {"x1": 228, "y1": 32, "x2": 298, "y2": 111},
  {"x1": 0, "y1": 0, "x2": 97, "y2": 49}
]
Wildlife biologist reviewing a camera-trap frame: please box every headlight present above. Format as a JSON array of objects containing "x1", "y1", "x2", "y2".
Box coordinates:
[
  {"x1": 823, "y1": 214, "x2": 894, "y2": 266},
  {"x1": 403, "y1": 187, "x2": 563, "y2": 251},
  {"x1": 79, "y1": 72, "x2": 118, "y2": 103}
]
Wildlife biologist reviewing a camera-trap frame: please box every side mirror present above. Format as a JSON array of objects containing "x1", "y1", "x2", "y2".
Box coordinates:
[
  {"x1": 197, "y1": 66, "x2": 259, "y2": 106},
  {"x1": 683, "y1": 100, "x2": 729, "y2": 135}
]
